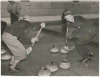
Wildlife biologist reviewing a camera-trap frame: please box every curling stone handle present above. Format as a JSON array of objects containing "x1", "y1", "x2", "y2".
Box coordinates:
[
  {"x1": 42, "y1": 67, "x2": 45, "y2": 70},
  {"x1": 42, "y1": 67, "x2": 47, "y2": 70},
  {"x1": 46, "y1": 65, "x2": 49, "y2": 67},
  {"x1": 50, "y1": 61, "x2": 54, "y2": 65},
  {"x1": 63, "y1": 59, "x2": 67, "y2": 62}
]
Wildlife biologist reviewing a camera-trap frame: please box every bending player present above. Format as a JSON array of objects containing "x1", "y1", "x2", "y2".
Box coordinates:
[{"x1": 2, "y1": 15, "x2": 44, "y2": 72}]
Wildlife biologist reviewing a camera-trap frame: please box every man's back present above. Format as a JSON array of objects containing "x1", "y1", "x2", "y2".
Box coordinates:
[{"x1": 6, "y1": 20, "x2": 33, "y2": 38}]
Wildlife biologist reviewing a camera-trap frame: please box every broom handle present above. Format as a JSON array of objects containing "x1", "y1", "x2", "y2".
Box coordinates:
[
  {"x1": 36, "y1": 27, "x2": 42, "y2": 38},
  {"x1": 32, "y1": 27, "x2": 43, "y2": 46},
  {"x1": 66, "y1": 22, "x2": 69, "y2": 42},
  {"x1": 66, "y1": 27, "x2": 68, "y2": 37}
]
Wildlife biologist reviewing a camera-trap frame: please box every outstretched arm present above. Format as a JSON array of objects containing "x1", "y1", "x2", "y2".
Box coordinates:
[{"x1": 31, "y1": 23, "x2": 45, "y2": 46}]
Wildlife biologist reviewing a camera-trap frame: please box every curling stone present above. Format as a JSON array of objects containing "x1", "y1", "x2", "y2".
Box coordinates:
[
  {"x1": 59, "y1": 59, "x2": 71, "y2": 69},
  {"x1": 50, "y1": 45, "x2": 59, "y2": 53},
  {"x1": 46, "y1": 62, "x2": 58, "y2": 72},
  {"x1": 38, "y1": 67, "x2": 51, "y2": 76},
  {"x1": 69, "y1": 45, "x2": 75, "y2": 51},
  {"x1": 60, "y1": 46, "x2": 69, "y2": 54},
  {"x1": 1, "y1": 49, "x2": 6, "y2": 54},
  {"x1": 1, "y1": 53, "x2": 11, "y2": 60},
  {"x1": 26, "y1": 47, "x2": 32, "y2": 55}
]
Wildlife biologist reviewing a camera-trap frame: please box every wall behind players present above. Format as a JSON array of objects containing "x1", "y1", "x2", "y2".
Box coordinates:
[{"x1": 1, "y1": 1, "x2": 99, "y2": 17}]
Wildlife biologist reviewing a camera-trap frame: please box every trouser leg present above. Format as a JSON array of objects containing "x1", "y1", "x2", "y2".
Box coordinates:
[
  {"x1": 14, "y1": 12, "x2": 18, "y2": 22},
  {"x1": 76, "y1": 31, "x2": 96, "y2": 58},
  {"x1": 62, "y1": 23, "x2": 67, "y2": 36},
  {"x1": 10, "y1": 55, "x2": 15, "y2": 65},
  {"x1": 76, "y1": 42, "x2": 88, "y2": 58},
  {"x1": 10, "y1": 59, "x2": 20, "y2": 69},
  {"x1": 10, "y1": 13, "x2": 18, "y2": 25},
  {"x1": 10, "y1": 13, "x2": 14, "y2": 25}
]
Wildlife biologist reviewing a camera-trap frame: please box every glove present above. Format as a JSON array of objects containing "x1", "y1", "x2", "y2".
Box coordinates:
[
  {"x1": 26, "y1": 47, "x2": 32, "y2": 55},
  {"x1": 18, "y1": 17, "x2": 22, "y2": 21},
  {"x1": 31, "y1": 37, "x2": 38, "y2": 43},
  {"x1": 35, "y1": 37, "x2": 38, "y2": 41}
]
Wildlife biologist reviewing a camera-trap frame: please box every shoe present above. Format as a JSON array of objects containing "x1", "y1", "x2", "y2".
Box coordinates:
[
  {"x1": 82, "y1": 57, "x2": 91, "y2": 62},
  {"x1": 79, "y1": 57, "x2": 91, "y2": 62},
  {"x1": 9, "y1": 68, "x2": 21, "y2": 73},
  {"x1": 79, "y1": 58, "x2": 85, "y2": 62},
  {"x1": 89, "y1": 52, "x2": 94, "y2": 57}
]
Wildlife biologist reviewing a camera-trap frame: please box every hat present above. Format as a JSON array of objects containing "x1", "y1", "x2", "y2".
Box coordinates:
[
  {"x1": 64, "y1": 10, "x2": 72, "y2": 15},
  {"x1": 65, "y1": 15, "x2": 74, "y2": 23},
  {"x1": 23, "y1": 15, "x2": 32, "y2": 22}
]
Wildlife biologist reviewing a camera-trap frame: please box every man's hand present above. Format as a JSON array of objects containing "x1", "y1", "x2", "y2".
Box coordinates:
[
  {"x1": 26, "y1": 47, "x2": 32, "y2": 55},
  {"x1": 35, "y1": 37, "x2": 38, "y2": 41},
  {"x1": 31, "y1": 37, "x2": 38, "y2": 44},
  {"x1": 18, "y1": 17, "x2": 22, "y2": 21}
]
